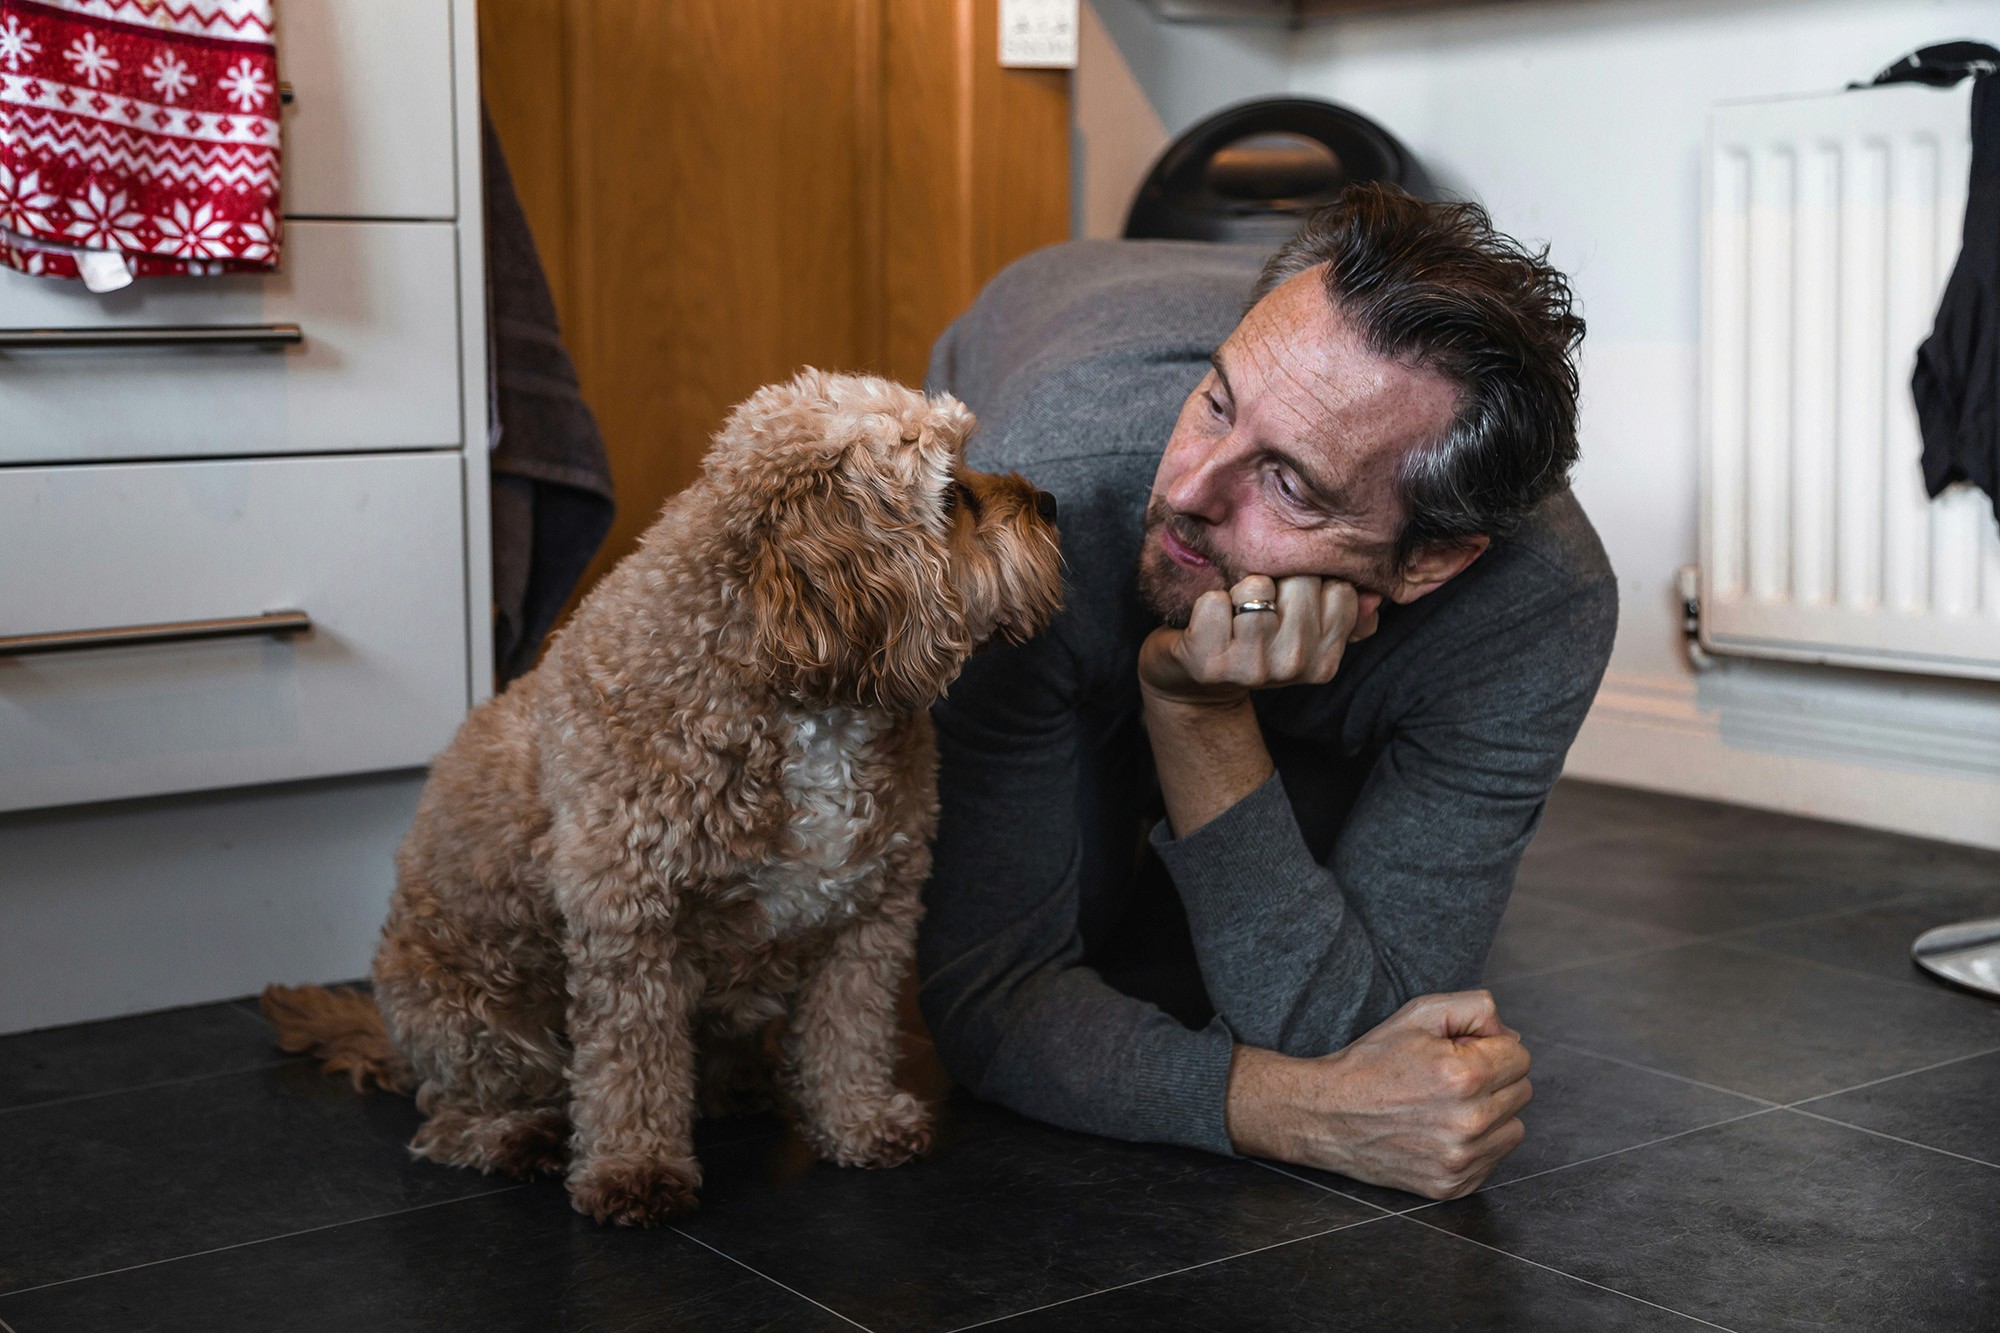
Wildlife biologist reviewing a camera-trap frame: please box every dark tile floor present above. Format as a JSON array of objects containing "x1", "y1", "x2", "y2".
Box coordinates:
[{"x1": 3, "y1": 780, "x2": 1998, "y2": 1332}]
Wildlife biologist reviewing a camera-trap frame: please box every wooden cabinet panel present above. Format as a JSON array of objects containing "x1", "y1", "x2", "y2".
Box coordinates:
[
  {"x1": 568, "y1": 1, "x2": 879, "y2": 513},
  {"x1": 477, "y1": 0, "x2": 573, "y2": 318},
  {"x1": 478, "y1": 0, "x2": 1071, "y2": 621},
  {"x1": 881, "y1": 0, "x2": 1073, "y2": 385}
]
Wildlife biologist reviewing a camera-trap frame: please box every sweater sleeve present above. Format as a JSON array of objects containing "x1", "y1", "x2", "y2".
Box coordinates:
[
  {"x1": 916, "y1": 628, "x2": 1239, "y2": 1156},
  {"x1": 1151, "y1": 572, "x2": 1617, "y2": 1058}
]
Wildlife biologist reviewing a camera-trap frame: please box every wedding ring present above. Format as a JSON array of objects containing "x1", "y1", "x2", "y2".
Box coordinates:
[{"x1": 1232, "y1": 598, "x2": 1279, "y2": 615}]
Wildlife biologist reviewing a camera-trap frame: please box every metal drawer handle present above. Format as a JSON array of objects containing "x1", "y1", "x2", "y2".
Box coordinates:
[
  {"x1": 0, "y1": 610, "x2": 311, "y2": 658},
  {"x1": 0, "y1": 324, "x2": 303, "y2": 351}
]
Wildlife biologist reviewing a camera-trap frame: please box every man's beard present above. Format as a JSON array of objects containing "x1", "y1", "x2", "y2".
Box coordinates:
[{"x1": 1136, "y1": 496, "x2": 1240, "y2": 629}]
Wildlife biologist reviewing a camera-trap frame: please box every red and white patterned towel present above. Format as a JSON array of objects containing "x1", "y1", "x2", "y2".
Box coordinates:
[{"x1": 0, "y1": 0, "x2": 280, "y2": 287}]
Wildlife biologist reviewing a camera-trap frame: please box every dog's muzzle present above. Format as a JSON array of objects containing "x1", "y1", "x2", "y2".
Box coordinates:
[{"x1": 1033, "y1": 489, "x2": 1058, "y2": 524}]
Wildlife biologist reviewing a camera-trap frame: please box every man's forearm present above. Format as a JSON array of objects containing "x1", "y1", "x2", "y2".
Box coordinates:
[
  {"x1": 1141, "y1": 689, "x2": 1408, "y2": 1055},
  {"x1": 1142, "y1": 692, "x2": 1274, "y2": 837}
]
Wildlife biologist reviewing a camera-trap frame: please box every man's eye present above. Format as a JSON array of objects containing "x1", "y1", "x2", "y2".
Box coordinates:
[
  {"x1": 1273, "y1": 468, "x2": 1307, "y2": 508},
  {"x1": 1205, "y1": 391, "x2": 1228, "y2": 420}
]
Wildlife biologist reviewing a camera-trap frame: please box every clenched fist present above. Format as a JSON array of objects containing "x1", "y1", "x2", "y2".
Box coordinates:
[{"x1": 1226, "y1": 989, "x2": 1533, "y2": 1201}]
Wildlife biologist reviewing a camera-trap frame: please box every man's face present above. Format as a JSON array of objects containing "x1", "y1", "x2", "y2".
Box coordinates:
[{"x1": 1138, "y1": 267, "x2": 1465, "y2": 628}]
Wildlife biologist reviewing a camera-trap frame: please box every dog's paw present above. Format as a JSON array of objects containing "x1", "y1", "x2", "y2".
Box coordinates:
[
  {"x1": 487, "y1": 1107, "x2": 572, "y2": 1179},
  {"x1": 813, "y1": 1091, "x2": 935, "y2": 1169},
  {"x1": 567, "y1": 1154, "x2": 702, "y2": 1227},
  {"x1": 410, "y1": 1106, "x2": 571, "y2": 1180}
]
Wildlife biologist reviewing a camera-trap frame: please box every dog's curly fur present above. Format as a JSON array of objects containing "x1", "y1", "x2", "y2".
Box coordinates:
[{"x1": 264, "y1": 370, "x2": 1063, "y2": 1227}]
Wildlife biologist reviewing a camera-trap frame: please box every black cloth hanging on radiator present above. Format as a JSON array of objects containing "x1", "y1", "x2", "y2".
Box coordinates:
[
  {"x1": 1863, "y1": 40, "x2": 1997, "y2": 89},
  {"x1": 1912, "y1": 66, "x2": 2000, "y2": 527}
]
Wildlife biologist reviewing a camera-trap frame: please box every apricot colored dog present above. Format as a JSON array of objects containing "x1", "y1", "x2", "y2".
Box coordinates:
[{"x1": 264, "y1": 370, "x2": 1062, "y2": 1226}]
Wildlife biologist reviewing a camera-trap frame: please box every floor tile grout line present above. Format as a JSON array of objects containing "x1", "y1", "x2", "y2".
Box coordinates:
[
  {"x1": 1785, "y1": 1107, "x2": 2000, "y2": 1172},
  {"x1": 0, "y1": 1057, "x2": 309, "y2": 1119},
  {"x1": 669, "y1": 1228, "x2": 873, "y2": 1332},
  {"x1": 1489, "y1": 887, "x2": 1984, "y2": 988},
  {"x1": 1711, "y1": 935, "x2": 2000, "y2": 995},
  {"x1": 1291, "y1": 1076, "x2": 2000, "y2": 1214},
  {"x1": 1541, "y1": 1040, "x2": 1782, "y2": 1106},
  {"x1": 1398, "y1": 1213, "x2": 1742, "y2": 1332},
  {"x1": 1486, "y1": 901, "x2": 1961, "y2": 989},
  {"x1": 1693, "y1": 892, "x2": 1937, "y2": 944},
  {"x1": 1784, "y1": 1042, "x2": 2000, "y2": 1109},
  {"x1": 1396, "y1": 1107, "x2": 1785, "y2": 1210},
  {"x1": 1245, "y1": 1158, "x2": 1412, "y2": 1214},
  {"x1": 1509, "y1": 884, "x2": 1903, "y2": 937},
  {"x1": 1259, "y1": 1083, "x2": 1998, "y2": 1215},
  {"x1": 1486, "y1": 938, "x2": 1702, "y2": 987},
  {"x1": 0, "y1": 1185, "x2": 528, "y2": 1301},
  {"x1": 942, "y1": 1213, "x2": 1396, "y2": 1332}
]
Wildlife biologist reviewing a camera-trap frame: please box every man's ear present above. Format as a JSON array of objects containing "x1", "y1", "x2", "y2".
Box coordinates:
[{"x1": 1389, "y1": 534, "x2": 1490, "y2": 604}]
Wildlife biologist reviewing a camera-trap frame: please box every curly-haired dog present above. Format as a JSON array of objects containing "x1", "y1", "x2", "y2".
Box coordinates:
[{"x1": 263, "y1": 370, "x2": 1063, "y2": 1226}]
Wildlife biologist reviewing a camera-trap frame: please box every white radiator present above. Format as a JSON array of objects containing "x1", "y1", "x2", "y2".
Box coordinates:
[{"x1": 1700, "y1": 80, "x2": 2000, "y2": 681}]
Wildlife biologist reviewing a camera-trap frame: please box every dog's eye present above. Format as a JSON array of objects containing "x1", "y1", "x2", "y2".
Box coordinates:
[{"x1": 943, "y1": 481, "x2": 980, "y2": 522}]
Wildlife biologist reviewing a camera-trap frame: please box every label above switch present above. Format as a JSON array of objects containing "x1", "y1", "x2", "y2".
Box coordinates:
[{"x1": 999, "y1": 0, "x2": 1078, "y2": 70}]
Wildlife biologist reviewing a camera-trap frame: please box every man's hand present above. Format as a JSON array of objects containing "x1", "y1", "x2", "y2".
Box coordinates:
[
  {"x1": 1138, "y1": 574, "x2": 1382, "y2": 710},
  {"x1": 1139, "y1": 573, "x2": 1384, "y2": 838},
  {"x1": 1225, "y1": 990, "x2": 1533, "y2": 1201}
]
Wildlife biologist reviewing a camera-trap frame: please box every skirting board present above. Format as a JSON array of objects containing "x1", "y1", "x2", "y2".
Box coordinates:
[{"x1": 1567, "y1": 668, "x2": 2000, "y2": 852}]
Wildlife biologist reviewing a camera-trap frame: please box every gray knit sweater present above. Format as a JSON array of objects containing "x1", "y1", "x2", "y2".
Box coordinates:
[{"x1": 917, "y1": 239, "x2": 1618, "y2": 1156}]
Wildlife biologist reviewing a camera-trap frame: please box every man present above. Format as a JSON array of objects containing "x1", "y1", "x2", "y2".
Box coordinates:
[{"x1": 917, "y1": 185, "x2": 1617, "y2": 1200}]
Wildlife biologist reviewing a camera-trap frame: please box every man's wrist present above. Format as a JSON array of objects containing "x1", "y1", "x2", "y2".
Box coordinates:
[
  {"x1": 1225, "y1": 1044, "x2": 1304, "y2": 1161},
  {"x1": 1140, "y1": 683, "x2": 1254, "y2": 726},
  {"x1": 1142, "y1": 690, "x2": 1273, "y2": 838}
]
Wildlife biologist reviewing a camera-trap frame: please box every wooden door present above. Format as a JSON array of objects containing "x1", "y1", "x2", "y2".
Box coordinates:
[{"x1": 479, "y1": 0, "x2": 1071, "y2": 617}]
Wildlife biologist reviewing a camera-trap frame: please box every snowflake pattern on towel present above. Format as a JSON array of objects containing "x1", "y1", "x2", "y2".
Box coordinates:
[
  {"x1": 144, "y1": 50, "x2": 192, "y2": 104},
  {"x1": 63, "y1": 29, "x2": 116, "y2": 86},
  {"x1": 0, "y1": 0, "x2": 281, "y2": 281},
  {"x1": 0, "y1": 13, "x2": 41, "y2": 71}
]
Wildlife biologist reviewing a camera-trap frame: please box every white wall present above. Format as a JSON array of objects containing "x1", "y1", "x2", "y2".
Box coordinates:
[
  {"x1": 1079, "y1": 0, "x2": 2000, "y2": 848},
  {"x1": 1076, "y1": 0, "x2": 1293, "y2": 237}
]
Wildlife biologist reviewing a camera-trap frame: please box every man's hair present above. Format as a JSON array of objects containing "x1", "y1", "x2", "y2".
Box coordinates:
[{"x1": 1250, "y1": 183, "x2": 1584, "y2": 566}]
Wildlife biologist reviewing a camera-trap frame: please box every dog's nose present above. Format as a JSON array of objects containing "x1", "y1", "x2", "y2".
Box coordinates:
[{"x1": 1033, "y1": 489, "x2": 1058, "y2": 524}]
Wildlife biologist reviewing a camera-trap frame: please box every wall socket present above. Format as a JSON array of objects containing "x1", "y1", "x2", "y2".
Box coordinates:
[{"x1": 999, "y1": 0, "x2": 1078, "y2": 69}]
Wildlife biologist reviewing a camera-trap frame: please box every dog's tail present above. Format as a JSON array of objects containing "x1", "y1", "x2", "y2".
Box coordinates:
[{"x1": 260, "y1": 983, "x2": 417, "y2": 1095}]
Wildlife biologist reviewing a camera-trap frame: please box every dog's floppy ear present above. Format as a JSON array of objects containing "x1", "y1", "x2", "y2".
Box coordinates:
[{"x1": 745, "y1": 468, "x2": 971, "y2": 713}]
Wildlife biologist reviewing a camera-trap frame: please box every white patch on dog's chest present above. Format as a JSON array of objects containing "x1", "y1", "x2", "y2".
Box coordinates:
[{"x1": 746, "y1": 706, "x2": 894, "y2": 937}]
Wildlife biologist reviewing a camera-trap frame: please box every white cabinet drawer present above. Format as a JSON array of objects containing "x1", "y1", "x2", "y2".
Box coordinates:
[
  {"x1": 0, "y1": 221, "x2": 461, "y2": 465},
  {"x1": 279, "y1": 0, "x2": 458, "y2": 220},
  {"x1": 0, "y1": 453, "x2": 469, "y2": 813}
]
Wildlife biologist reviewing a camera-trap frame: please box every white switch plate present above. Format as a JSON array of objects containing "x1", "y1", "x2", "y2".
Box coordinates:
[{"x1": 999, "y1": 0, "x2": 1078, "y2": 69}]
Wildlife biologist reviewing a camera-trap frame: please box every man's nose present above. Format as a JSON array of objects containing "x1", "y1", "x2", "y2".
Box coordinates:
[
  {"x1": 1165, "y1": 444, "x2": 1238, "y2": 523},
  {"x1": 1033, "y1": 489, "x2": 1058, "y2": 524}
]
